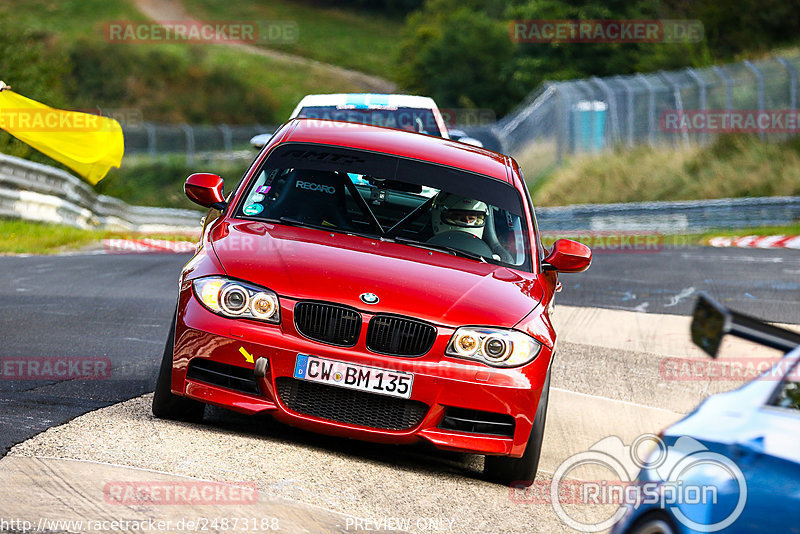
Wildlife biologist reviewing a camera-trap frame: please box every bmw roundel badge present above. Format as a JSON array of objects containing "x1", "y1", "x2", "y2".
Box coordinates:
[{"x1": 360, "y1": 293, "x2": 379, "y2": 305}]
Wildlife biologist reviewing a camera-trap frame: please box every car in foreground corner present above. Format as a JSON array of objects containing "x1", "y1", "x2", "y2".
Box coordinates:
[
  {"x1": 613, "y1": 293, "x2": 800, "y2": 533},
  {"x1": 154, "y1": 118, "x2": 591, "y2": 485}
]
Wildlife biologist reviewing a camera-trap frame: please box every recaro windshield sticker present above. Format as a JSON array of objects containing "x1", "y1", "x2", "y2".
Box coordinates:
[{"x1": 296, "y1": 181, "x2": 336, "y2": 194}]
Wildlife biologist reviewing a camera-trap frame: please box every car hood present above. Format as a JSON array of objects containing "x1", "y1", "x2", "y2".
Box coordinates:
[{"x1": 208, "y1": 221, "x2": 543, "y2": 327}]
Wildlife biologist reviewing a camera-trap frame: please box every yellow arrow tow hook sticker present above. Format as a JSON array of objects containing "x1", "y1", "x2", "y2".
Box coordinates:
[{"x1": 239, "y1": 347, "x2": 254, "y2": 364}]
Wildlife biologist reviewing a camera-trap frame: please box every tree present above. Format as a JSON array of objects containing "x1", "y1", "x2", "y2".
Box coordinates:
[{"x1": 398, "y1": 3, "x2": 521, "y2": 114}]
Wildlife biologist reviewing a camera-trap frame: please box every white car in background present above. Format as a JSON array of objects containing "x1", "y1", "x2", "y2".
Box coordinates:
[{"x1": 250, "y1": 93, "x2": 483, "y2": 148}]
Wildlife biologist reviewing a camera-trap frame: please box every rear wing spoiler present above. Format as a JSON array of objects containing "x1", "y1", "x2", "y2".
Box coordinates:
[{"x1": 691, "y1": 292, "x2": 800, "y2": 358}]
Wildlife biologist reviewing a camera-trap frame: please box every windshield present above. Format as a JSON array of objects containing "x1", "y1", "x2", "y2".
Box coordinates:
[
  {"x1": 297, "y1": 105, "x2": 443, "y2": 137},
  {"x1": 235, "y1": 144, "x2": 530, "y2": 270}
]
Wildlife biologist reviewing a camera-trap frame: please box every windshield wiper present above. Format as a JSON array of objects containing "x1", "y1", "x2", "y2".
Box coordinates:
[
  {"x1": 275, "y1": 217, "x2": 383, "y2": 240},
  {"x1": 393, "y1": 237, "x2": 486, "y2": 262},
  {"x1": 276, "y1": 217, "x2": 331, "y2": 231}
]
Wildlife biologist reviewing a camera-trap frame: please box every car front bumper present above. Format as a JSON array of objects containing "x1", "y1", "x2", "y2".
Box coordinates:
[{"x1": 170, "y1": 290, "x2": 551, "y2": 458}]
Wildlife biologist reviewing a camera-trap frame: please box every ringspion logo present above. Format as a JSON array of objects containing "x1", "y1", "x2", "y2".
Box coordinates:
[{"x1": 510, "y1": 434, "x2": 746, "y2": 532}]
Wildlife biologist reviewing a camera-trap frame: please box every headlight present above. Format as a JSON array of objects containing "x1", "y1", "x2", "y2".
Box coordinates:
[
  {"x1": 446, "y1": 327, "x2": 541, "y2": 367},
  {"x1": 192, "y1": 277, "x2": 280, "y2": 324}
]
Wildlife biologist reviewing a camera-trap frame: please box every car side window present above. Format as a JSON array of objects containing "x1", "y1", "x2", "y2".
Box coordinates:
[{"x1": 770, "y1": 360, "x2": 800, "y2": 410}]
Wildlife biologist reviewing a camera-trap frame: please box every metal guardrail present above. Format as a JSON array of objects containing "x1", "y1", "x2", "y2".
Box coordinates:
[
  {"x1": 0, "y1": 153, "x2": 203, "y2": 234},
  {"x1": 2, "y1": 148, "x2": 798, "y2": 235},
  {"x1": 536, "y1": 196, "x2": 800, "y2": 232}
]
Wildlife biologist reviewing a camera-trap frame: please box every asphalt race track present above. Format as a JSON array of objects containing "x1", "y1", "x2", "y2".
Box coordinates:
[
  {"x1": 558, "y1": 245, "x2": 800, "y2": 322},
  {"x1": 0, "y1": 245, "x2": 798, "y2": 533},
  {"x1": 1, "y1": 246, "x2": 798, "y2": 458},
  {"x1": 0, "y1": 254, "x2": 186, "y2": 456}
]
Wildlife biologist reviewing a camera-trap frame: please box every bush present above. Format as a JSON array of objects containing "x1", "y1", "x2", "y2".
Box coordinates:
[
  {"x1": 0, "y1": 21, "x2": 73, "y2": 164},
  {"x1": 94, "y1": 157, "x2": 251, "y2": 210},
  {"x1": 398, "y1": 2, "x2": 521, "y2": 114},
  {"x1": 66, "y1": 40, "x2": 279, "y2": 124}
]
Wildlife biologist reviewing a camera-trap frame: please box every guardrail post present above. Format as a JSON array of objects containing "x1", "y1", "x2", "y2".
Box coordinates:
[
  {"x1": 743, "y1": 60, "x2": 766, "y2": 140},
  {"x1": 614, "y1": 76, "x2": 636, "y2": 147},
  {"x1": 575, "y1": 80, "x2": 596, "y2": 154},
  {"x1": 591, "y1": 76, "x2": 619, "y2": 147},
  {"x1": 685, "y1": 68, "x2": 708, "y2": 144},
  {"x1": 549, "y1": 83, "x2": 566, "y2": 166},
  {"x1": 712, "y1": 66, "x2": 733, "y2": 111},
  {"x1": 219, "y1": 124, "x2": 232, "y2": 154},
  {"x1": 635, "y1": 74, "x2": 657, "y2": 146},
  {"x1": 659, "y1": 71, "x2": 690, "y2": 147},
  {"x1": 181, "y1": 124, "x2": 196, "y2": 166},
  {"x1": 777, "y1": 57, "x2": 797, "y2": 114},
  {"x1": 144, "y1": 122, "x2": 157, "y2": 158}
]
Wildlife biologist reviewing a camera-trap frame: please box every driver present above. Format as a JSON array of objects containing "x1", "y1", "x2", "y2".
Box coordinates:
[{"x1": 431, "y1": 192, "x2": 489, "y2": 239}]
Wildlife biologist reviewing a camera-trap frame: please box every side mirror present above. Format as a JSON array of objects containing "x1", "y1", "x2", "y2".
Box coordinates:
[
  {"x1": 458, "y1": 137, "x2": 483, "y2": 148},
  {"x1": 249, "y1": 133, "x2": 272, "y2": 149},
  {"x1": 185, "y1": 173, "x2": 227, "y2": 210},
  {"x1": 542, "y1": 239, "x2": 592, "y2": 273},
  {"x1": 448, "y1": 128, "x2": 484, "y2": 148}
]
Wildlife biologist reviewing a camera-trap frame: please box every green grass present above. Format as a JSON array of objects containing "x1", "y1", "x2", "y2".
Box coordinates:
[
  {"x1": 0, "y1": 0, "x2": 146, "y2": 37},
  {"x1": 96, "y1": 155, "x2": 251, "y2": 210},
  {"x1": 0, "y1": 219, "x2": 198, "y2": 255},
  {"x1": 539, "y1": 224, "x2": 800, "y2": 249},
  {"x1": 183, "y1": 0, "x2": 402, "y2": 80},
  {"x1": 531, "y1": 135, "x2": 800, "y2": 207},
  {"x1": 198, "y1": 45, "x2": 364, "y2": 120},
  {"x1": 5, "y1": 217, "x2": 797, "y2": 256},
  {"x1": 0, "y1": 0, "x2": 375, "y2": 124},
  {"x1": 0, "y1": 219, "x2": 103, "y2": 254}
]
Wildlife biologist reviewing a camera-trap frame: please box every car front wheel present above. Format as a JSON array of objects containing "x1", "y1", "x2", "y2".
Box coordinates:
[
  {"x1": 152, "y1": 310, "x2": 205, "y2": 422},
  {"x1": 484, "y1": 368, "x2": 550, "y2": 486},
  {"x1": 626, "y1": 513, "x2": 677, "y2": 534}
]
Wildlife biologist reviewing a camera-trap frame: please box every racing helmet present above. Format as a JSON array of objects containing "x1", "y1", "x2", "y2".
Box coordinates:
[{"x1": 431, "y1": 193, "x2": 488, "y2": 238}]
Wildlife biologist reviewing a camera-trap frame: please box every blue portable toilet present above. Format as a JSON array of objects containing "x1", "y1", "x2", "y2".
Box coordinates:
[{"x1": 572, "y1": 101, "x2": 607, "y2": 153}]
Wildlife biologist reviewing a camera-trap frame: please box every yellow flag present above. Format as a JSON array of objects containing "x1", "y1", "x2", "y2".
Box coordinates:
[{"x1": 0, "y1": 90, "x2": 124, "y2": 184}]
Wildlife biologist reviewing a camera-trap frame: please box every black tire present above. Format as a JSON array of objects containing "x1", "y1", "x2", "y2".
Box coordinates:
[
  {"x1": 627, "y1": 513, "x2": 677, "y2": 534},
  {"x1": 152, "y1": 310, "x2": 205, "y2": 422},
  {"x1": 484, "y1": 369, "x2": 550, "y2": 486}
]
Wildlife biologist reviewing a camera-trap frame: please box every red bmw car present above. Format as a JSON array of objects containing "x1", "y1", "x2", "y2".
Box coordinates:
[{"x1": 153, "y1": 119, "x2": 591, "y2": 485}]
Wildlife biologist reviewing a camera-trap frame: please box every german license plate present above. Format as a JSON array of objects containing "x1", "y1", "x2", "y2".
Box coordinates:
[{"x1": 292, "y1": 354, "x2": 413, "y2": 399}]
